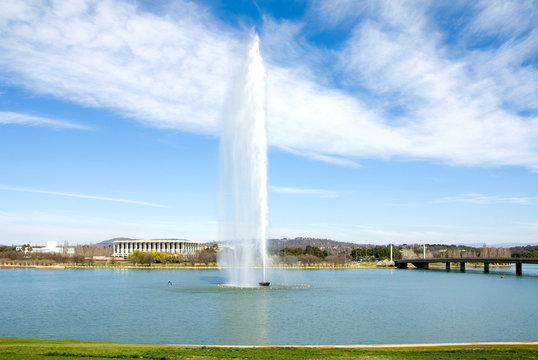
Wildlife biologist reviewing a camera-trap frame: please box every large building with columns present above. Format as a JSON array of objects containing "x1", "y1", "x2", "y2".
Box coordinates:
[{"x1": 113, "y1": 238, "x2": 201, "y2": 258}]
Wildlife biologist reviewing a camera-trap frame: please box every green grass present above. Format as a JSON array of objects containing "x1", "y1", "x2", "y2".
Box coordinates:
[{"x1": 1, "y1": 338, "x2": 537, "y2": 360}]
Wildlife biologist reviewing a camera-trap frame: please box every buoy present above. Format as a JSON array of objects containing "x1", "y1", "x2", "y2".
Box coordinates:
[{"x1": 500, "y1": 276, "x2": 505, "y2": 279}]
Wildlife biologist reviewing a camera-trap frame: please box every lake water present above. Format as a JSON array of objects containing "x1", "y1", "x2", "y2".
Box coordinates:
[{"x1": 1, "y1": 266, "x2": 537, "y2": 345}]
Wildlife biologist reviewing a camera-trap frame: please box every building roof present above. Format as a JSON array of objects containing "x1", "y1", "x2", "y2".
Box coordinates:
[{"x1": 113, "y1": 238, "x2": 199, "y2": 244}]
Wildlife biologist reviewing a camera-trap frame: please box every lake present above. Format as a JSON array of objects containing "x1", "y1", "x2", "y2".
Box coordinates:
[{"x1": 0, "y1": 266, "x2": 537, "y2": 345}]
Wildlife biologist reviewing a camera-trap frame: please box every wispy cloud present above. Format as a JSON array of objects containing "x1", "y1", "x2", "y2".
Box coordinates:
[
  {"x1": 0, "y1": 186, "x2": 165, "y2": 208},
  {"x1": 1, "y1": 0, "x2": 537, "y2": 170},
  {"x1": 269, "y1": 185, "x2": 340, "y2": 198},
  {"x1": 0, "y1": 0, "x2": 239, "y2": 133},
  {"x1": 268, "y1": 222, "x2": 538, "y2": 245},
  {"x1": 0, "y1": 211, "x2": 216, "y2": 244},
  {"x1": 279, "y1": 146, "x2": 360, "y2": 168},
  {"x1": 436, "y1": 193, "x2": 538, "y2": 205},
  {"x1": 0, "y1": 111, "x2": 90, "y2": 130}
]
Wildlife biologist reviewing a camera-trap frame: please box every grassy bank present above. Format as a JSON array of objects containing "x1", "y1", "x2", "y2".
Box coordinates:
[{"x1": 1, "y1": 338, "x2": 537, "y2": 360}]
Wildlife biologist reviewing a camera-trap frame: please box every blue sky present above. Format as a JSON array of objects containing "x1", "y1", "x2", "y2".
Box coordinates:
[{"x1": 1, "y1": 0, "x2": 537, "y2": 246}]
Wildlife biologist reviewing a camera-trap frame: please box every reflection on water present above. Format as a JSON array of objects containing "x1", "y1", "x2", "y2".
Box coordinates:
[{"x1": 217, "y1": 287, "x2": 270, "y2": 345}]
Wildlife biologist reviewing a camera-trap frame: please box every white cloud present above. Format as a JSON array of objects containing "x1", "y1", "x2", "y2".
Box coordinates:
[
  {"x1": 0, "y1": 111, "x2": 90, "y2": 129},
  {"x1": 0, "y1": 186, "x2": 165, "y2": 208},
  {"x1": 269, "y1": 185, "x2": 340, "y2": 198},
  {"x1": 334, "y1": 0, "x2": 538, "y2": 169},
  {"x1": 0, "y1": 0, "x2": 537, "y2": 170},
  {"x1": 470, "y1": 0, "x2": 538, "y2": 38},
  {"x1": 0, "y1": 210, "x2": 217, "y2": 245},
  {"x1": 0, "y1": 0, "x2": 239, "y2": 133},
  {"x1": 437, "y1": 193, "x2": 538, "y2": 205},
  {"x1": 268, "y1": 222, "x2": 538, "y2": 245}
]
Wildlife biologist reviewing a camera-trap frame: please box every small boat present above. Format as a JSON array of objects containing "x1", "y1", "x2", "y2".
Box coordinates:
[{"x1": 259, "y1": 282, "x2": 270, "y2": 286}]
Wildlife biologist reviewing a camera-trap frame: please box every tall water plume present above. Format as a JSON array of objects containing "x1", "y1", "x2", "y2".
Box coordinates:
[{"x1": 218, "y1": 33, "x2": 268, "y2": 287}]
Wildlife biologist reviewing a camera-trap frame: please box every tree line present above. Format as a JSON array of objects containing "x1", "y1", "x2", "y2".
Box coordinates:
[{"x1": 128, "y1": 247, "x2": 217, "y2": 266}]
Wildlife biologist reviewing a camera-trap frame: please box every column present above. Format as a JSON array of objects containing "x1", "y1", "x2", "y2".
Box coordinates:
[
  {"x1": 484, "y1": 262, "x2": 490, "y2": 273},
  {"x1": 445, "y1": 262, "x2": 451, "y2": 271},
  {"x1": 516, "y1": 263, "x2": 522, "y2": 275},
  {"x1": 460, "y1": 262, "x2": 466, "y2": 272}
]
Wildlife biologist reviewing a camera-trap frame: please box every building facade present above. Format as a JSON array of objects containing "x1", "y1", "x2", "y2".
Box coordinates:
[
  {"x1": 112, "y1": 239, "x2": 200, "y2": 258},
  {"x1": 21, "y1": 241, "x2": 75, "y2": 256}
]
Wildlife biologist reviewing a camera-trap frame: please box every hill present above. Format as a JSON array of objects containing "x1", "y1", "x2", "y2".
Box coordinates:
[
  {"x1": 269, "y1": 237, "x2": 360, "y2": 249},
  {"x1": 96, "y1": 237, "x2": 131, "y2": 247}
]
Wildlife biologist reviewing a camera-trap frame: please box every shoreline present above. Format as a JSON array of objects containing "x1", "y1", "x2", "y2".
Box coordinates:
[
  {"x1": 1, "y1": 337, "x2": 537, "y2": 348},
  {"x1": 0, "y1": 263, "x2": 517, "y2": 270},
  {"x1": 2, "y1": 337, "x2": 537, "y2": 360},
  {"x1": 0, "y1": 264, "x2": 394, "y2": 270},
  {"x1": 187, "y1": 341, "x2": 538, "y2": 348}
]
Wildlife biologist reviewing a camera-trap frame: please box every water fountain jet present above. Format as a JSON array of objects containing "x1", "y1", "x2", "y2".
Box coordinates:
[{"x1": 218, "y1": 32, "x2": 269, "y2": 287}]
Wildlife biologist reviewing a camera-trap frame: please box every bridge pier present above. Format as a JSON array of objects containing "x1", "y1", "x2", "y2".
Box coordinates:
[
  {"x1": 516, "y1": 263, "x2": 522, "y2": 276},
  {"x1": 394, "y1": 258, "x2": 535, "y2": 275},
  {"x1": 412, "y1": 262, "x2": 429, "y2": 269}
]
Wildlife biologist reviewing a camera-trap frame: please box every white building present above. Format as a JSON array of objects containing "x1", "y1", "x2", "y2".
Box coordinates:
[
  {"x1": 30, "y1": 241, "x2": 75, "y2": 256},
  {"x1": 113, "y1": 238, "x2": 201, "y2": 258}
]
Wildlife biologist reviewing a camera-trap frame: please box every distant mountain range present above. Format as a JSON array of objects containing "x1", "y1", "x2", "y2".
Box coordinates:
[
  {"x1": 206, "y1": 237, "x2": 366, "y2": 249},
  {"x1": 97, "y1": 237, "x2": 538, "y2": 249},
  {"x1": 268, "y1": 237, "x2": 360, "y2": 249},
  {"x1": 96, "y1": 238, "x2": 131, "y2": 246}
]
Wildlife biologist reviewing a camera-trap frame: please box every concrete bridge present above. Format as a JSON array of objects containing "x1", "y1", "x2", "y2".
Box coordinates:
[{"x1": 394, "y1": 258, "x2": 538, "y2": 275}]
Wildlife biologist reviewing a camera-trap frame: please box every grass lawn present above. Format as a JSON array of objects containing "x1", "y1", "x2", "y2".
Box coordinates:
[{"x1": 1, "y1": 338, "x2": 537, "y2": 360}]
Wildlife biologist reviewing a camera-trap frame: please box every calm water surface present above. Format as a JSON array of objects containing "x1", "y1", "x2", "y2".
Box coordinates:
[{"x1": 0, "y1": 266, "x2": 537, "y2": 345}]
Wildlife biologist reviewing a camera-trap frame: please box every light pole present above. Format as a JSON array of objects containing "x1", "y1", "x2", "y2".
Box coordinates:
[{"x1": 423, "y1": 244, "x2": 426, "y2": 259}]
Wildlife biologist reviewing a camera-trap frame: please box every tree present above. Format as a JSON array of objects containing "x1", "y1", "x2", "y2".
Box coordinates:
[
  {"x1": 142, "y1": 253, "x2": 155, "y2": 266},
  {"x1": 305, "y1": 245, "x2": 326, "y2": 258},
  {"x1": 21, "y1": 244, "x2": 32, "y2": 253},
  {"x1": 72, "y1": 255, "x2": 85, "y2": 265},
  {"x1": 298, "y1": 254, "x2": 321, "y2": 264},
  {"x1": 281, "y1": 255, "x2": 299, "y2": 265},
  {"x1": 197, "y1": 248, "x2": 217, "y2": 265}
]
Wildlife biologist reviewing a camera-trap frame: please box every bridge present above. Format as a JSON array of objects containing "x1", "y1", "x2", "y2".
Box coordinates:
[{"x1": 394, "y1": 258, "x2": 538, "y2": 275}]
